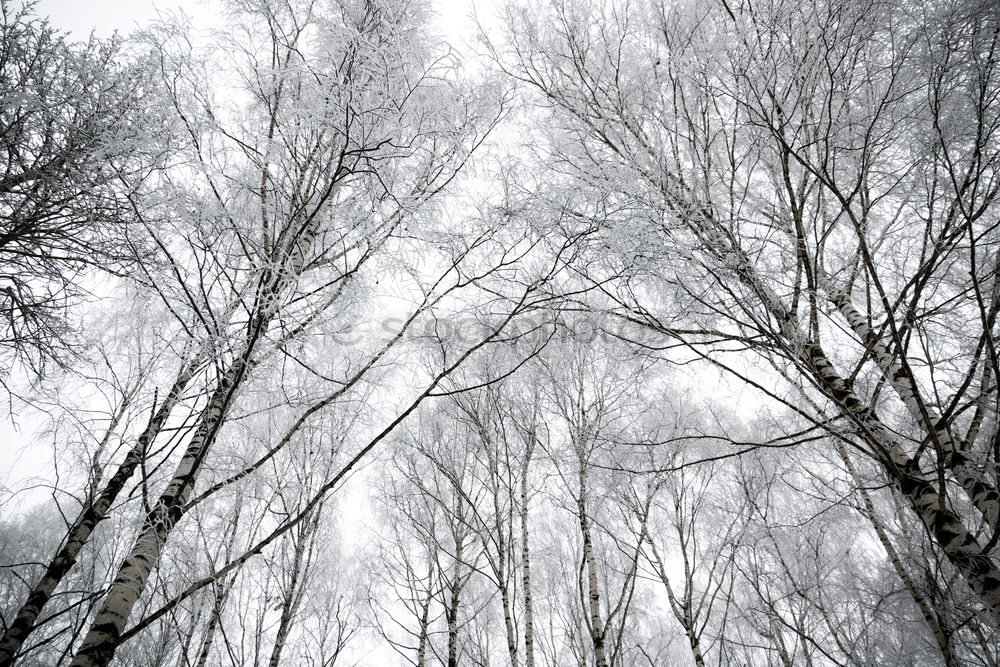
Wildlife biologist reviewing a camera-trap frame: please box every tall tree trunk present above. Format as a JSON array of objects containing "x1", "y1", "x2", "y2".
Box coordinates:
[
  {"x1": 487, "y1": 442, "x2": 519, "y2": 667},
  {"x1": 782, "y1": 377, "x2": 961, "y2": 667},
  {"x1": 69, "y1": 241, "x2": 299, "y2": 666},
  {"x1": 577, "y1": 464, "x2": 608, "y2": 667},
  {"x1": 832, "y1": 438, "x2": 958, "y2": 666},
  {"x1": 724, "y1": 243, "x2": 1000, "y2": 625},
  {"x1": 665, "y1": 163, "x2": 1000, "y2": 626},
  {"x1": 193, "y1": 575, "x2": 233, "y2": 667},
  {"x1": 447, "y1": 536, "x2": 464, "y2": 667},
  {"x1": 266, "y1": 570, "x2": 301, "y2": 666},
  {"x1": 69, "y1": 345, "x2": 257, "y2": 667},
  {"x1": 768, "y1": 618, "x2": 794, "y2": 667},
  {"x1": 521, "y1": 439, "x2": 535, "y2": 667},
  {"x1": 267, "y1": 513, "x2": 316, "y2": 667},
  {"x1": 416, "y1": 564, "x2": 433, "y2": 667},
  {"x1": 801, "y1": 341, "x2": 1000, "y2": 625},
  {"x1": 193, "y1": 504, "x2": 244, "y2": 667},
  {"x1": 819, "y1": 270, "x2": 1000, "y2": 529},
  {"x1": 0, "y1": 356, "x2": 200, "y2": 667},
  {"x1": 499, "y1": 568, "x2": 518, "y2": 667},
  {"x1": 645, "y1": 536, "x2": 706, "y2": 667},
  {"x1": 175, "y1": 598, "x2": 203, "y2": 667},
  {"x1": 497, "y1": 521, "x2": 518, "y2": 667}
]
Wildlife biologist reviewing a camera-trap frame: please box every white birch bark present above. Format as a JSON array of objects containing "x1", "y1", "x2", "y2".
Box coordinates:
[
  {"x1": 267, "y1": 513, "x2": 317, "y2": 667},
  {"x1": 0, "y1": 354, "x2": 201, "y2": 666},
  {"x1": 712, "y1": 228, "x2": 1000, "y2": 625},
  {"x1": 69, "y1": 347, "x2": 256, "y2": 667},
  {"x1": 577, "y1": 462, "x2": 609, "y2": 667},
  {"x1": 818, "y1": 267, "x2": 1000, "y2": 529},
  {"x1": 520, "y1": 435, "x2": 536, "y2": 667}
]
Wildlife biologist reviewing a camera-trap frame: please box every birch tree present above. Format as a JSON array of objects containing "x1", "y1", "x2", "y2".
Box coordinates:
[
  {"x1": 494, "y1": 0, "x2": 1000, "y2": 630},
  {"x1": 2, "y1": 0, "x2": 517, "y2": 663},
  {"x1": 11, "y1": 0, "x2": 1000, "y2": 663},
  {"x1": 528, "y1": 338, "x2": 655, "y2": 667},
  {"x1": 446, "y1": 375, "x2": 543, "y2": 667}
]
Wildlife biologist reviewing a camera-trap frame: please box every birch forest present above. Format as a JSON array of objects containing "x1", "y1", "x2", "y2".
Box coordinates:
[{"x1": 2, "y1": 0, "x2": 1000, "y2": 664}]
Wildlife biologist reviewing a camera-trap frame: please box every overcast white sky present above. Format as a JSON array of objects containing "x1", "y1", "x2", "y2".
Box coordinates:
[
  {"x1": 37, "y1": 0, "x2": 215, "y2": 35},
  {"x1": 35, "y1": 0, "x2": 490, "y2": 45}
]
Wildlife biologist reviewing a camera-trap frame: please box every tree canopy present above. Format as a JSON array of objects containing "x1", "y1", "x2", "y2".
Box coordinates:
[{"x1": 2, "y1": 0, "x2": 999, "y2": 665}]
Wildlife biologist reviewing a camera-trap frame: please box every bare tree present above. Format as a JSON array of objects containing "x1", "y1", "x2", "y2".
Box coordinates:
[
  {"x1": 0, "y1": 0, "x2": 161, "y2": 377},
  {"x1": 531, "y1": 338, "x2": 652, "y2": 667},
  {"x1": 10, "y1": 0, "x2": 1000, "y2": 664},
  {"x1": 493, "y1": 0, "x2": 1000, "y2": 631},
  {"x1": 3, "y1": 0, "x2": 517, "y2": 662}
]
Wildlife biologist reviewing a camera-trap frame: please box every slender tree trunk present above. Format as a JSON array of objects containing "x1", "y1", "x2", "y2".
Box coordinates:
[
  {"x1": 447, "y1": 537, "x2": 464, "y2": 667},
  {"x1": 185, "y1": 503, "x2": 243, "y2": 667},
  {"x1": 662, "y1": 187, "x2": 1000, "y2": 624},
  {"x1": 0, "y1": 356, "x2": 199, "y2": 667},
  {"x1": 677, "y1": 513, "x2": 703, "y2": 667},
  {"x1": 487, "y1": 445, "x2": 519, "y2": 667},
  {"x1": 416, "y1": 568, "x2": 433, "y2": 667},
  {"x1": 801, "y1": 341, "x2": 1000, "y2": 625},
  {"x1": 577, "y1": 464, "x2": 608, "y2": 667},
  {"x1": 768, "y1": 619, "x2": 794, "y2": 667},
  {"x1": 176, "y1": 600, "x2": 203, "y2": 667},
  {"x1": 645, "y1": 536, "x2": 706, "y2": 667},
  {"x1": 193, "y1": 575, "x2": 233, "y2": 667},
  {"x1": 267, "y1": 572, "x2": 300, "y2": 666},
  {"x1": 832, "y1": 438, "x2": 958, "y2": 667},
  {"x1": 499, "y1": 582, "x2": 518, "y2": 666},
  {"x1": 521, "y1": 440, "x2": 535, "y2": 667},
  {"x1": 69, "y1": 242, "x2": 300, "y2": 666},
  {"x1": 781, "y1": 369, "x2": 960, "y2": 664},
  {"x1": 267, "y1": 515, "x2": 315, "y2": 667},
  {"x1": 69, "y1": 345, "x2": 257, "y2": 667},
  {"x1": 498, "y1": 530, "x2": 519, "y2": 667}
]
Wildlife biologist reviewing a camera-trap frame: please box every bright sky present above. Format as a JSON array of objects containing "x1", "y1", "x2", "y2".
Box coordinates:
[
  {"x1": 35, "y1": 0, "x2": 492, "y2": 47},
  {"x1": 36, "y1": 0, "x2": 215, "y2": 36}
]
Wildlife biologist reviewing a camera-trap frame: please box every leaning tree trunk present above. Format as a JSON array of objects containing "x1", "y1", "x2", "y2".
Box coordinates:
[
  {"x1": 193, "y1": 574, "x2": 234, "y2": 667},
  {"x1": 620, "y1": 109, "x2": 1000, "y2": 627},
  {"x1": 818, "y1": 269, "x2": 1000, "y2": 529},
  {"x1": 193, "y1": 504, "x2": 243, "y2": 667},
  {"x1": 782, "y1": 379, "x2": 959, "y2": 666},
  {"x1": 69, "y1": 204, "x2": 318, "y2": 666},
  {"x1": 0, "y1": 355, "x2": 200, "y2": 667},
  {"x1": 267, "y1": 511, "x2": 317, "y2": 667},
  {"x1": 832, "y1": 435, "x2": 958, "y2": 666},
  {"x1": 68, "y1": 338, "x2": 261, "y2": 667},
  {"x1": 801, "y1": 341, "x2": 1000, "y2": 625},
  {"x1": 709, "y1": 229, "x2": 1000, "y2": 626}
]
